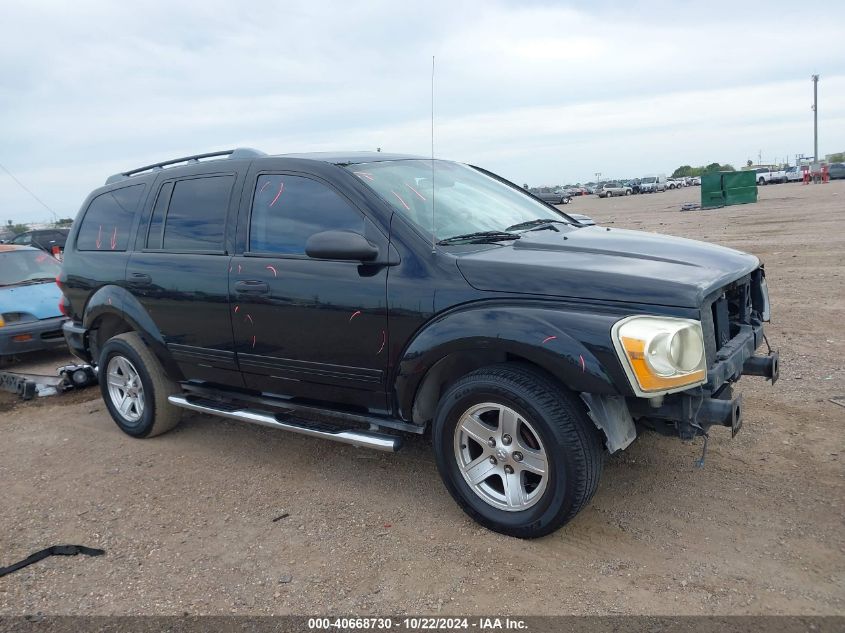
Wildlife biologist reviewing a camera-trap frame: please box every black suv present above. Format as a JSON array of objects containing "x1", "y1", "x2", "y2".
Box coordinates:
[
  {"x1": 5, "y1": 228, "x2": 69, "y2": 254},
  {"x1": 59, "y1": 148, "x2": 778, "y2": 538}
]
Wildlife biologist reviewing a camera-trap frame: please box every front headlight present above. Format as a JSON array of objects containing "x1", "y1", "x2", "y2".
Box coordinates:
[{"x1": 612, "y1": 316, "x2": 707, "y2": 396}]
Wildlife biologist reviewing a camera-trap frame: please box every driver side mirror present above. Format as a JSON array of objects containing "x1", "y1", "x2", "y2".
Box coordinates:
[{"x1": 305, "y1": 230, "x2": 379, "y2": 262}]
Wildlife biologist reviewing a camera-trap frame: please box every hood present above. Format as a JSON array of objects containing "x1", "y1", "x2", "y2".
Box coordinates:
[
  {"x1": 0, "y1": 282, "x2": 62, "y2": 319},
  {"x1": 455, "y1": 226, "x2": 759, "y2": 308}
]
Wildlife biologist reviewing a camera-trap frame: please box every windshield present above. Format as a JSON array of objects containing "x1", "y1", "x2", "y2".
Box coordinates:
[
  {"x1": 346, "y1": 160, "x2": 574, "y2": 241},
  {"x1": 641, "y1": 177, "x2": 656, "y2": 184},
  {"x1": 0, "y1": 250, "x2": 61, "y2": 287}
]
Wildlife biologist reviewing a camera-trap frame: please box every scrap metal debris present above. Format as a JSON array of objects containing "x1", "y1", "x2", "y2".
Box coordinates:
[
  {"x1": 0, "y1": 545, "x2": 105, "y2": 578},
  {"x1": 0, "y1": 363, "x2": 96, "y2": 401}
]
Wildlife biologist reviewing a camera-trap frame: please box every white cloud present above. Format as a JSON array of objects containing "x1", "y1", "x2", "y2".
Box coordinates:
[{"x1": 1, "y1": 0, "x2": 843, "y2": 221}]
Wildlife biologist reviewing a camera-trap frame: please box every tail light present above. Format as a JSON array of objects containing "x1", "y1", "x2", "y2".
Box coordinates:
[{"x1": 59, "y1": 296, "x2": 71, "y2": 317}]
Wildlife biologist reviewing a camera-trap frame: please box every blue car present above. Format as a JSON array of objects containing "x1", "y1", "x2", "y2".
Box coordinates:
[{"x1": 0, "y1": 245, "x2": 67, "y2": 359}]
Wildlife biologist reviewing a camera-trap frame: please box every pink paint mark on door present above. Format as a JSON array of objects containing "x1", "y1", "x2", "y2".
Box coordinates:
[{"x1": 269, "y1": 182, "x2": 285, "y2": 207}]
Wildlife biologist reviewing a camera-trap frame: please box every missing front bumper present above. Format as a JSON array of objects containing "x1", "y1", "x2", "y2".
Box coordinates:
[{"x1": 630, "y1": 387, "x2": 744, "y2": 440}]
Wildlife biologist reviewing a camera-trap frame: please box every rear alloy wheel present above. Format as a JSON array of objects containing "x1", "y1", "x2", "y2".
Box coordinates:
[
  {"x1": 105, "y1": 356, "x2": 145, "y2": 424},
  {"x1": 99, "y1": 332, "x2": 181, "y2": 438},
  {"x1": 433, "y1": 364, "x2": 604, "y2": 538}
]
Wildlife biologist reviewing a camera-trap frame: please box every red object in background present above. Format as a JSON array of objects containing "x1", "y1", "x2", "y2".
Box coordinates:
[
  {"x1": 802, "y1": 168, "x2": 810, "y2": 184},
  {"x1": 51, "y1": 245, "x2": 62, "y2": 260},
  {"x1": 821, "y1": 164, "x2": 829, "y2": 183}
]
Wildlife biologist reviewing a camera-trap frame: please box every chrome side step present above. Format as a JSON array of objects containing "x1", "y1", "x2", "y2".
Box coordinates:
[{"x1": 167, "y1": 395, "x2": 402, "y2": 452}]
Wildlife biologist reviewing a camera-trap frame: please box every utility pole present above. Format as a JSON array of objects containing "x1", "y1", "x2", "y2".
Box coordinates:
[{"x1": 811, "y1": 74, "x2": 819, "y2": 161}]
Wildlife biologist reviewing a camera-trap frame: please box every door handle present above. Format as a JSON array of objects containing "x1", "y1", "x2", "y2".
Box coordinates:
[
  {"x1": 129, "y1": 273, "x2": 152, "y2": 286},
  {"x1": 234, "y1": 280, "x2": 270, "y2": 294}
]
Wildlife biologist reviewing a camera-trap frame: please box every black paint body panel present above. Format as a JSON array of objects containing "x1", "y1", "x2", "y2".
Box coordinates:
[{"x1": 60, "y1": 151, "x2": 762, "y2": 425}]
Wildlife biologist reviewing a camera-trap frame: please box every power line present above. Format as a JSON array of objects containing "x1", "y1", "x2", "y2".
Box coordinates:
[{"x1": 0, "y1": 162, "x2": 58, "y2": 221}]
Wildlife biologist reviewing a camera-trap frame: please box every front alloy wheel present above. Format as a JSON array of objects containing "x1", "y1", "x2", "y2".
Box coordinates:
[
  {"x1": 433, "y1": 363, "x2": 604, "y2": 538},
  {"x1": 454, "y1": 403, "x2": 548, "y2": 511}
]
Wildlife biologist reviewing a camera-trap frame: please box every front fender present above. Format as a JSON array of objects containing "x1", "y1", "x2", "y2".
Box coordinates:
[
  {"x1": 83, "y1": 285, "x2": 183, "y2": 380},
  {"x1": 393, "y1": 302, "x2": 632, "y2": 421}
]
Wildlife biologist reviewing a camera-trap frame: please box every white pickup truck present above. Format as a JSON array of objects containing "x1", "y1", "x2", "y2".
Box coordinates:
[{"x1": 752, "y1": 166, "x2": 786, "y2": 185}]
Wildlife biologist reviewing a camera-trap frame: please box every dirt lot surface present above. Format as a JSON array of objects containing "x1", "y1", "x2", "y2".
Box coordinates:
[{"x1": 1, "y1": 182, "x2": 843, "y2": 616}]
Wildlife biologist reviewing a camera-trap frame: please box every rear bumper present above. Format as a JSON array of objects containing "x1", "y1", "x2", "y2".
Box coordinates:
[
  {"x1": 629, "y1": 322, "x2": 777, "y2": 440},
  {"x1": 62, "y1": 320, "x2": 93, "y2": 363},
  {"x1": 0, "y1": 316, "x2": 68, "y2": 356}
]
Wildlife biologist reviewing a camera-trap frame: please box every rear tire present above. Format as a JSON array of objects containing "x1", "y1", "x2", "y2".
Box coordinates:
[
  {"x1": 98, "y1": 332, "x2": 182, "y2": 438},
  {"x1": 432, "y1": 364, "x2": 604, "y2": 538}
]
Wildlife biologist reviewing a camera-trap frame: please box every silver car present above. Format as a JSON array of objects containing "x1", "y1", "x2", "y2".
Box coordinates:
[{"x1": 597, "y1": 182, "x2": 632, "y2": 198}]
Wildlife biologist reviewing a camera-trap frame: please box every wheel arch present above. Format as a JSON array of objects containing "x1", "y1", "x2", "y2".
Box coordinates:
[
  {"x1": 82, "y1": 285, "x2": 184, "y2": 381},
  {"x1": 393, "y1": 303, "x2": 628, "y2": 427}
]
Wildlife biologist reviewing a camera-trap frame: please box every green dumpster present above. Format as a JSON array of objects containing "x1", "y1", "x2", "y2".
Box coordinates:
[{"x1": 701, "y1": 171, "x2": 757, "y2": 209}]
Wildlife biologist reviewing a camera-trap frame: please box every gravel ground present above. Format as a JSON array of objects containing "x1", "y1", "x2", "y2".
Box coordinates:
[{"x1": 1, "y1": 181, "x2": 843, "y2": 615}]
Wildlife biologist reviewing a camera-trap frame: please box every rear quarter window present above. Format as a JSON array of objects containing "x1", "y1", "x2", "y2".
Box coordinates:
[{"x1": 76, "y1": 184, "x2": 145, "y2": 251}]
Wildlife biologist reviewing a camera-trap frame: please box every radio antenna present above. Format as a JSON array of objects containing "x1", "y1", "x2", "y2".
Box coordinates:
[{"x1": 430, "y1": 55, "x2": 436, "y2": 253}]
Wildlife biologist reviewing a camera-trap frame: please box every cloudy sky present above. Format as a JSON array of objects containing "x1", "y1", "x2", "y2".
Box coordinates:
[{"x1": 2, "y1": 0, "x2": 843, "y2": 223}]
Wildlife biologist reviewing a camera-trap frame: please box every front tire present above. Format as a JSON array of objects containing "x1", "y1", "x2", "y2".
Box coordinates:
[
  {"x1": 432, "y1": 364, "x2": 604, "y2": 538},
  {"x1": 99, "y1": 332, "x2": 182, "y2": 438}
]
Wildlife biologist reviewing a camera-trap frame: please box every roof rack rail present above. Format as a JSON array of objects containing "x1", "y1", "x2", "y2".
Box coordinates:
[{"x1": 105, "y1": 147, "x2": 266, "y2": 184}]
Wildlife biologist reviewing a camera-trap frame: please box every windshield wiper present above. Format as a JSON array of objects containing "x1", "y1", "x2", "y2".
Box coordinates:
[
  {"x1": 505, "y1": 218, "x2": 570, "y2": 231},
  {"x1": 437, "y1": 231, "x2": 522, "y2": 245},
  {"x1": 13, "y1": 277, "x2": 56, "y2": 286}
]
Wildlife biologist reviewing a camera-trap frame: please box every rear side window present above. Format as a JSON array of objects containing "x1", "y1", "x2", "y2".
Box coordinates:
[
  {"x1": 161, "y1": 176, "x2": 233, "y2": 251},
  {"x1": 76, "y1": 184, "x2": 145, "y2": 251},
  {"x1": 249, "y1": 175, "x2": 364, "y2": 255},
  {"x1": 145, "y1": 182, "x2": 173, "y2": 249}
]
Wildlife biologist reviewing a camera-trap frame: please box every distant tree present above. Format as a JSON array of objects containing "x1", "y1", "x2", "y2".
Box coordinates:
[
  {"x1": 720, "y1": 164, "x2": 736, "y2": 172},
  {"x1": 828, "y1": 152, "x2": 845, "y2": 162},
  {"x1": 9, "y1": 223, "x2": 28, "y2": 235},
  {"x1": 671, "y1": 165, "x2": 695, "y2": 178},
  {"x1": 747, "y1": 159, "x2": 753, "y2": 167},
  {"x1": 523, "y1": 183, "x2": 529, "y2": 189},
  {"x1": 703, "y1": 162, "x2": 722, "y2": 174},
  {"x1": 54, "y1": 218, "x2": 73, "y2": 226}
]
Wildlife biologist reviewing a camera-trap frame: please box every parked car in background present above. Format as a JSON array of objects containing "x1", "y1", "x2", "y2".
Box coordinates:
[
  {"x1": 752, "y1": 167, "x2": 786, "y2": 185},
  {"x1": 784, "y1": 166, "x2": 807, "y2": 183},
  {"x1": 597, "y1": 182, "x2": 632, "y2": 198},
  {"x1": 629, "y1": 178, "x2": 642, "y2": 194},
  {"x1": 690, "y1": 176, "x2": 701, "y2": 186},
  {"x1": 667, "y1": 178, "x2": 686, "y2": 189},
  {"x1": 533, "y1": 190, "x2": 571, "y2": 205},
  {"x1": 0, "y1": 245, "x2": 67, "y2": 360},
  {"x1": 4, "y1": 228, "x2": 69, "y2": 256},
  {"x1": 639, "y1": 175, "x2": 667, "y2": 193},
  {"x1": 827, "y1": 163, "x2": 845, "y2": 180}
]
